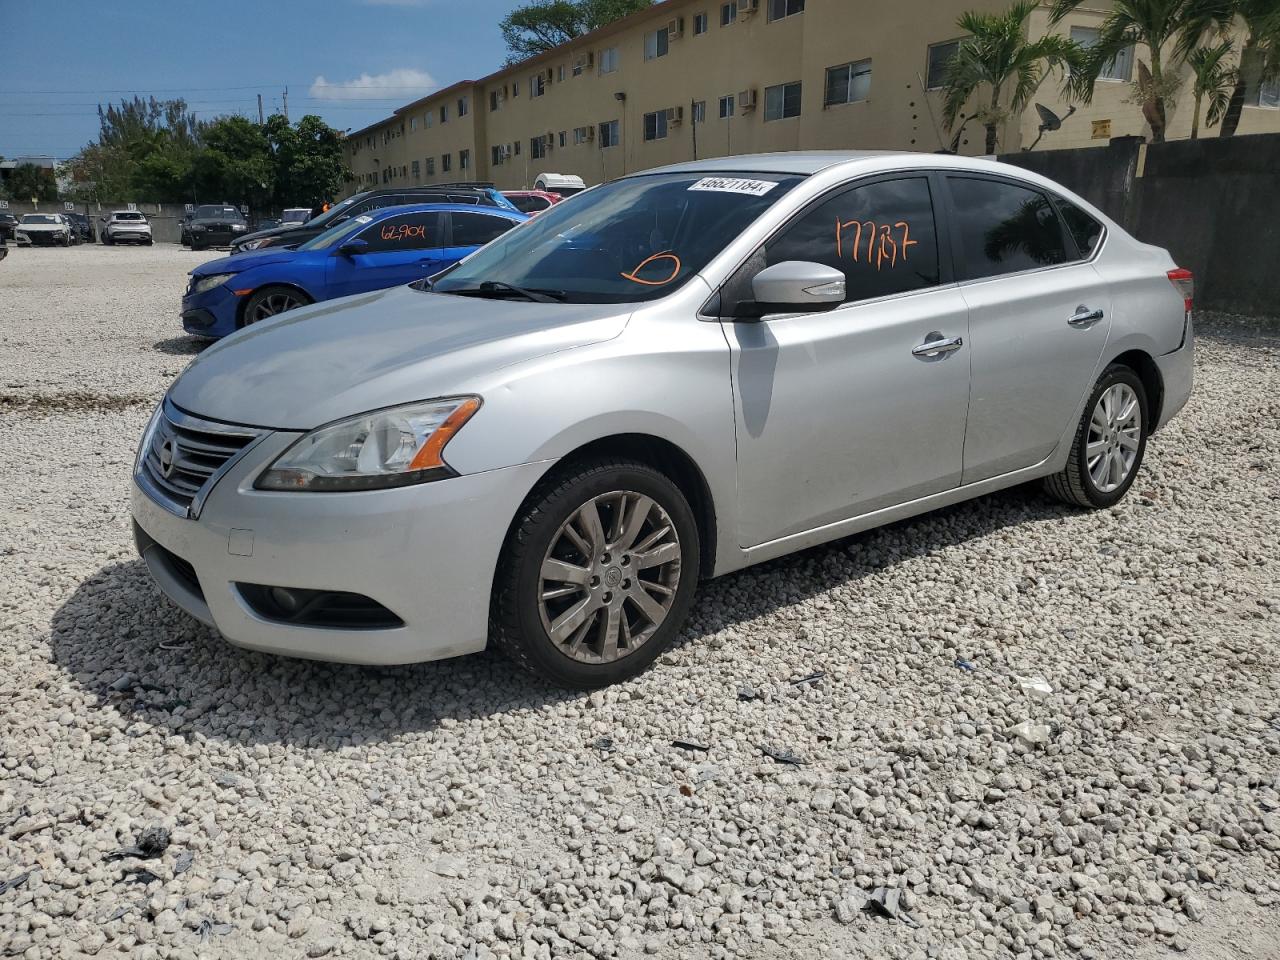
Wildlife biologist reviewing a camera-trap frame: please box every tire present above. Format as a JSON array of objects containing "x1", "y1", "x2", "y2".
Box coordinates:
[
  {"x1": 491, "y1": 458, "x2": 701, "y2": 689},
  {"x1": 1044, "y1": 363, "x2": 1148, "y2": 509},
  {"x1": 239, "y1": 285, "x2": 312, "y2": 327},
  {"x1": 103, "y1": 234, "x2": 113, "y2": 246}
]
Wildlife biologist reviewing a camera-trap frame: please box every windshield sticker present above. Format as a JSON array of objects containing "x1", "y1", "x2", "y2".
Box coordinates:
[
  {"x1": 836, "y1": 219, "x2": 918, "y2": 271},
  {"x1": 621, "y1": 251, "x2": 682, "y2": 286},
  {"x1": 688, "y1": 177, "x2": 779, "y2": 197},
  {"x1": 354, "y1": 215, "x2": 373, "y2": 225},
  {"x1": 381, "y1": 222, "x2": 428, "y2": 242}
]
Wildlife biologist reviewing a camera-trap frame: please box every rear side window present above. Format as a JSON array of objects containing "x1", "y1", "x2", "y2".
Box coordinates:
[
  {"x1": 764, "y1": 177, "x2": 941, "y2": 304},
  {"x1": 947, "y1": 177, "x2": 1068, "y2": 279},
  {"x1": 509, "y1": 195, "x2": 551, "y2": 214},
  {"x1": 1056, "y1": 197, "x2": 1104, "y2": 259},
  {"x1": 451, "y1": 212, "x2": 514, "y2": 246},
  {"x1": 357, "y1": 212, "x2": 440, "y2": 252}
]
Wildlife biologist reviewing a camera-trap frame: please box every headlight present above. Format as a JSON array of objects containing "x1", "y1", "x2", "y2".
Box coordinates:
[
  {"x1": 190, "y1": 224, "x2": 205, "y2": 232},
  {"x1": 192, "y1": 273, "x2": 235, "y2": 294},
  {"x1": 135, "y1": 401, "x2": 164, "y2": 473},
  {"x1": 256, "y1": 397, "x2": 481, "y2": 492},
  {"x1": 231, "y1": 224, "x2": 246, "y2": 232}
]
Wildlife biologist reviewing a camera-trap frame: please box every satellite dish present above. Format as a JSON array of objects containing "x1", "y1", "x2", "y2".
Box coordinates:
[{"x1": 1025, "y1": 103, "x2": 1077, "y2": 151}]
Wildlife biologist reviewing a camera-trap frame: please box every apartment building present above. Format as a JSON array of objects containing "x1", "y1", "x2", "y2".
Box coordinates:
[{"x1": 342, "y1": 0, "x2": 1280, "y2": 194}]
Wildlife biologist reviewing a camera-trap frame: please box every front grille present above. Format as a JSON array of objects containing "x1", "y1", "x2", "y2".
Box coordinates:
[{"x1": 139, "y1": 400, "x2": 264, "y2": 516}]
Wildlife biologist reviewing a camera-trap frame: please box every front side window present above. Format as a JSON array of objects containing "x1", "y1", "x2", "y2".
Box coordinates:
[
  {"x1": 643, "y1": 110, "x2": 668, "y2": 140},
  {"x1": 356, "y1": 212, "x2": 441, "y2": 253},
  {"x1": 431, "y1": 171, "x2": 804, "y2": 304},
  {"x1": 719, "y1": 94, "x2": 735, "y2": 118},
  {"x1": 765, "y1": 177, "x2": 940, "y2": 304},
  {"x1": 721, "y1": 2, "x2": 737, "y2": 25},
  {"x1": 644, "y1": 28, "x2": 669, "y2": 60},
  {"x1": 600, "y1": 46, "x2": 619, "y2": 74},
  {"x1": 1056, "y1": 196, "x2": 1104, "y2": 258},
  {"x1": 825, "y1": 59, "x2": 872, "y2": 106},
  {"x1": 927, "y1": 39, "x2": 961, "y2": 89},
  {"x1": 1069, "y1": 26, "x2": 1133, "y2": 81},
  {"x1": 947, "y1": 177, "x2": 1069, "y2": 279},
  {"x1": 767, "y1": 0, "x2": 804, "y2": 21},
  {"x1": 451, "y1": 212, "x2": 516, "y2": 247},
  {"x1": 764, "y1": 81, "x2": 802, "y2": 121},
  {"x1": 599, "y1": 119, "x2": 620, "y2": 147}
]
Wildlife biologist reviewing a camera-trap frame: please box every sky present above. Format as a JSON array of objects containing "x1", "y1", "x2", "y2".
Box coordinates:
[{"x1": 0, "y1": 0, "x2": 521, "y2": 160}]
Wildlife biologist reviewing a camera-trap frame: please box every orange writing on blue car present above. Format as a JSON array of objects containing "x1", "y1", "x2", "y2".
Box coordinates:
[
  {"x1": 381, "y1": 222, "x2": 427, "y2": 242},
  {"x1": 835, "y1": 219, "x2": 917, "y2": 271},
  {"x1": 621, "y1": 251, "x2": 682, "y2": 286}
]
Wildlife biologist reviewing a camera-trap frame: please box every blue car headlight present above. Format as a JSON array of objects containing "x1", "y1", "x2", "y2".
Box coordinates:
[{"x1": 192, "y1": 273, "x2": 235, "y2": 294}]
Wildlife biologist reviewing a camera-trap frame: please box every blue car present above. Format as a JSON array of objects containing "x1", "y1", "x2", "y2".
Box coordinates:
[{"x1": 181, "y1": 203, "x2": 527, "y2": 339}]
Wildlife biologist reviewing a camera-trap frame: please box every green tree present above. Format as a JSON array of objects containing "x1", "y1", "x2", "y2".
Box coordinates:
[
  {"x1": 941, "y1": 1, "x2": 1086, "y2": 154},
  {"x1": 1051, "y1": 0, "x2": 1231, "y2": 143},
  {"x1": 8, "y1": 162, "x2": 58, "y2": 201},
  {"x1": 1188, "y1": 39, "x2": 1237, "y2": 136},
  {"x1": 66, "y1": 96, "x2": 201, "y2": 201},
  {"x1": 196, "y1": 115, "x2": 273, "y2": 209},
  {"x1": 1218, "y1": 0, "x2": 1280, "y2": 136},
  {"x1": 500, "y1": 0, "x2": 653, "y2": 63},
  {"x1": 266, "y1": 114, "x2": 350, "y2": 209}
]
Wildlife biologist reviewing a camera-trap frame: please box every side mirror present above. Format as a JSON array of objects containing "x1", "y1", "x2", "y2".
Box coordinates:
[
  {"x1": 338, "y1": 238, "x2": 369, "y2": 257},
  {"x1": 750, "y1": 261, "x2": 846, "y2": 314}
]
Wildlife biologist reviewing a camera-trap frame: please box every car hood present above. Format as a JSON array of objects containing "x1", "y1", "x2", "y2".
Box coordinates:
[
  {"x1": 191, "y1": 219, "x2": 247, "y2": 228},
  {"x1": 19, "y1": 223, "x2": 65, "y2": 232},
  {"x1": 169, "y1": 284, "x2": 631, "y2": 430},
  {"x1": 236, "y1": 224, "x2": 302, "y2": 245},
  {"x1": 190, "y1": 249, "x2": 303, "y2": 277}
]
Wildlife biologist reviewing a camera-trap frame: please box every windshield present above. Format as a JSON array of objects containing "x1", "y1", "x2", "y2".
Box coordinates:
[
  {"x1": 304, "y1": 194, "x2": 359, "y2": 228},
  {"x1": 297, "y1": 212, "x2": 375, "y2": 251},
  {"x1": 282, "y1": 210, "x2": 309, "y2": 223},
  {"x1": 432, "y1": 172, "x2": 803, "y2": 303},
  {"x1": 114, "y1": 212, "x2": 145, "y2": 221},
  {"x1": 195, "y1": 205, "x2": 242, "y2": 219},
  {"x1": 22, "y1": 214, "x2": 60, "y2": 224}
]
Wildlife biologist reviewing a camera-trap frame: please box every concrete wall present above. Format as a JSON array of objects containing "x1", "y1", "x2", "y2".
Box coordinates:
[
  {"x1": 1, "y1": 200, "x2": 189, "y2": 243},
  {"x1": 1002, "y1": 133, "x2": 1280, "y2": 317}
]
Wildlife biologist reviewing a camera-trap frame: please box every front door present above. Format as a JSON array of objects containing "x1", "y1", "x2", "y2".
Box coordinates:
[
  {"x1": 726, "y1": 175, "x2": 973, "y2": 548},
  {"x1": 327, "y1": 211, "x2": 448, "y2": 298},
  {"x1": 940, "y1": 176, "x2": 1113, "y2": 484}
]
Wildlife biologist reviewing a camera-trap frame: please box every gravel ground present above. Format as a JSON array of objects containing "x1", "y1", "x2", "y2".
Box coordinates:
[{"x1": 2, "y1": 245, "x2": 1279, "y2": 960}]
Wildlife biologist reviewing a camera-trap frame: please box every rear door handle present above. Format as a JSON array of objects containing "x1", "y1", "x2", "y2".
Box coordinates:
[
  {"x1": 912, "y1": 334, "x2": 964, "y2": 358},
  {"x1": 1069, "y1": 305, "x2": 1105, "y2": 327}
]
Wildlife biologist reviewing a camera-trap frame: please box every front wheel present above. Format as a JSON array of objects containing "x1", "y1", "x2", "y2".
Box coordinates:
[
  {"x1": 240, "y1": 285, "x2": 312, "y2": 327},
  {"x1": 492, "y1": 459, "x2": 700, "y2": 688},
  {"x1": 1044, "y1": 364, "x2": 1148, "y2": 509}
]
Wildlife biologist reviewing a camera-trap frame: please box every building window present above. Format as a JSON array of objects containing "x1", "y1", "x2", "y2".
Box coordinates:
[
  {"x1": 460, "y1": 149, "x2": 470, "y2": 170},
  {"x1": 720, "y1": 2, "x2": 737, "y2": 25},
  {"x1": 1069, "y1": 26, "x2": 1133, "y2": 82},
  {"x1": 1256, "y1": 74, "x2": 1280, "y2": 108},
  {"x1": 425, "y1": 157, "x2": 435, "y2": 175},
  {"x1": 644, "y1": 28, "x2": 669, "y2": 61},
  {"x1": 530, "y1": 135, "x2": 547, "y2": 159},
  {"x1": 694, "y1": 11, "x2": 709, "y2": 34},
  {"x1": 573, "y1": 59, "x2": 584, "y2": 77},
  {"x1": 425, "y1": 111, "x2": 433, "y2": 128},
  {"x1": 440, "y1": 104, "x2": 448, "y2": 123},
  {"x1": 411, "y1": 159, "x2": 420, "y2": 179},
  {"x1": 719, "y1": 94, "x2": 735, "y2": 118},
  {"x1": 643, "y1": 110, "x2": 668, "y2": 141},
  {"x1": 531, "y1": 73, "x2": 546, "y2": 97},
  {"x1": 514, "y1": 140, "x2": 521, "y2": 155},
  {"x1": 410, "y1": 116, "x2": 417, "y2": 131},
  {"x1": 573, "y1": 125, "x2": 590, "y2": 144},
  {"x1": 599, "y1": 119, "x2": 620, "y2": 147},
  {"x1": 558, "y1": 65, "x2": 566, "y2": 81},
  {"x1": 492, "y1": 145, "x2": 505, "y2": 165},
  {"x1": 767, "y1": 0, "x2": 803, "y2": 21},
  {"x1": 926, "y1": 39, "x2": 961, "y2": 89},
  {"x1": 558, "y1": 130, "x2": 566, "y2": 147},
  {"x1": 442, "y1": 153, "x2": 452, "y2": 172},
  {"x1": 490, "y1": 90, "x2": 499, "y2": 111},
  {"x1": 692, "y1": 100, "x2": 706, "y2": 123},
  {"x1": 458, "y1": 96, "x2": 469, "y2": 117},
  {"x1": 600, "y1": 46, "x2": 620, "y2": 74},
  {"x1": 825, "y1": 59, "x2": 872, "y2": 106},
  {"x1": 764, "y1": 81, "x2": 802, "y2": 121}
]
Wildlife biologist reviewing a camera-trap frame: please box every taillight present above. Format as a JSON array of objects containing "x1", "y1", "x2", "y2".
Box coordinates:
[{"x1": 1167, "y1": 268, "x2": 1193, "y2": 316}]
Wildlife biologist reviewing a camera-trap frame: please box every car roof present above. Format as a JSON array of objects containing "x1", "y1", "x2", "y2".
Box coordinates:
[
  {"x1": 641, "y1": 149, "x2": 1031, "y2": 177},
  {"x1": 111, "y1": 209, "x2": 145, "y2": 214},
  {"x1": 362, "y1": 202, "x2": 524, "y2": 219}
]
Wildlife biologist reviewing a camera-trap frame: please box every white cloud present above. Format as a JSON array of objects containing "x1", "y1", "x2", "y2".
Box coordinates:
[{"x1": 309, "y1": 68, "x2": 437, "y2": 101}]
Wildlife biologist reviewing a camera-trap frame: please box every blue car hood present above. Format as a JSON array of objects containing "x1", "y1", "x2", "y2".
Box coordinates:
[
  {"x1": 191, "y1": 248, "x2": 304, "y2": 276},
  {"x1": 168, "y1": 284, "x2": 630, "y2": 430}
]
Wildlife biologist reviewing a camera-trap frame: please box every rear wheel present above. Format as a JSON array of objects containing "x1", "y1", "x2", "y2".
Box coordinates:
[
  {"x1": 240, "y1": 285, "x2": 312, "y2": 327},
  {"x1": 492, "y1": 459, "x2": 700, "y2": 688},
  {"x1": 1044, "y1": 364, "x2": 1148, "y2": 508}
]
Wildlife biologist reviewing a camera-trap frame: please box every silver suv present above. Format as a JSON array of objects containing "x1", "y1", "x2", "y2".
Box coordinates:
[{"x1": 132, "y1": 152, "x2": 1194, "y2": 688}]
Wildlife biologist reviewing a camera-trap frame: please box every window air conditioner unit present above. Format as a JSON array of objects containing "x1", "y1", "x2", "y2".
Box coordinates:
[
  {"x1": 738, "y1": 88, "x2": 758, "y2": 112},
  {"x1": 667, "y1": 17, "x2": 684, "y2": 38},
  {"x1": 666, "y1": 105, "x2": 684, "y2": 124},
  {"x1": 741, "y1": 0, "x2": 760, "y2": 15}
]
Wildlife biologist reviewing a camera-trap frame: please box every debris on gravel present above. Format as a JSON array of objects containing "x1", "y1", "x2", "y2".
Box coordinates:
[{"x1": 2, "y1": 246, "x2": 1279, "y2": 958}]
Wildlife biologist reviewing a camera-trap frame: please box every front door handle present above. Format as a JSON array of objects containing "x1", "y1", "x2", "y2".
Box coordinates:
[
  {"x1": 912, "y1": 334, "x2": 964, "y2": 358},
  {"x1": 1069, "y1": 305, "x2": 1105, "y2": 327}
]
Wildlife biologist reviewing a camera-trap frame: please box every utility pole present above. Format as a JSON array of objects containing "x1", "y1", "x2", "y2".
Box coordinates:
[
  {"x1": 282, "y1": 86, "x2": 289, "y2": 122},
  {"x1": 258, "y1": 94, "x2": 265, "y2": 125}
]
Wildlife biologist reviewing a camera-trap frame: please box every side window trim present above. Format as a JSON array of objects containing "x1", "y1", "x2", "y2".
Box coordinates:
[
  {"x1": 1045, "y1": 192, "x2": 1107, "y2": 263},
  {"x1": 711, "y1": 170, "x2": 953, "y2": 319}
]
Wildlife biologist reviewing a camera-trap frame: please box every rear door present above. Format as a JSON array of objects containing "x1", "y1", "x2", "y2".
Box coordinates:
[
  {"x1": 441, "y1": 211, "x2": 519, "y2": 265},
  {"x1": 942, "y1": 175, "x2": 1112, "y2": 484},
  {"x1": 325, "y1": 211, "x2": 448, "y2": 298}
]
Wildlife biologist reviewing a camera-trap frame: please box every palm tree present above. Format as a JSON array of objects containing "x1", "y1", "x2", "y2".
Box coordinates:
[
  {"x1": 1051, "y1": 0, "x2": 1232, "y2": 143},
  {"x1": 1218, "y1": 0, "x2": 1280, "y2": 136},
  {"x1": 1188, "y1": 39, "x2": 1237, "y2": 136},
  {"x1": 941, "y1": 1, "x2": 1087, "y2": 155}
]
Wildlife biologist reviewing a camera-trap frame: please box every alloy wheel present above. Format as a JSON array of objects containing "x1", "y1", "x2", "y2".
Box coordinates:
[
  {"x1": 1087, "y1": 383, "x2": 1142, "y2": 493},
  {"x1": 248, "y1": 292, "x2": 304, "y2": 323},
  {"x1": 537, "y1": 490, "x2": 682, "y2": 664}
]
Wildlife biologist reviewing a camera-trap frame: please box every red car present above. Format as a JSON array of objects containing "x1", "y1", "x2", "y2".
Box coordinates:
[{"x1": 501, "y1": 190, "x2": 562, "y2": 216}]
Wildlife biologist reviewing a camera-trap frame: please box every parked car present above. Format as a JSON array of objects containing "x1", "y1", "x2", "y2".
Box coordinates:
[
  {"x1": 180, "y1": 202, "x2": 526, "y2": 339},
  {"x1": 103, "y1": 210, "x2": 153, "y2": 245},
  {"x1": 534, "y1": 172, "x2": 587, "y2": 197},
  {"x1": 64, "y1": 212, "x2": 94, "y2": 244},
  {"x1": 255, "y1": 217, "x2": 283, "y2": 232},
  {"x1": 15, "y1": 213, "x2": 74, "y2": 246},
  {"x1": 230, "y1": 185, "x2": 519, "y2": 253},
  {"x1": 185, "y1": 204, "x2": 249, "y2": 250},
  {"x1": 0, "y1": 212, "x2": 19, "y2": 242},
  {"x1": 503, "y1": 190, "x2": 562, "y2": 216},
  {"x1": 280, "y1": 207, "x2": 312, "y2": 226},
  {"x1": 133, "y1": 152, "x2": 1194, "y2": 688}
]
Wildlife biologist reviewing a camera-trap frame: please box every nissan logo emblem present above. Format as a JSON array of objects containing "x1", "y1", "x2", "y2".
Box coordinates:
[{"x1": 158, "y1": 439, "x2": 176, "y2": 478}]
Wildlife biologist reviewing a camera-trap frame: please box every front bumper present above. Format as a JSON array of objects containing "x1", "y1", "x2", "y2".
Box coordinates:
[
  {"x1": 181, "y1": 285, "x2": 239, "y2": 338},
  {"x1": 111, "y1": 228, "x2": 152, "y2": 243},
  {"x1": 131, "y1": 428, "x2": 551, "y2": 665}
]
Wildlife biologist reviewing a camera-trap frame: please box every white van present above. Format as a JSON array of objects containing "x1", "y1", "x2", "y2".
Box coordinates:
[{"x1": 533, "y1": 173, "x2": 587, "y2": 197}]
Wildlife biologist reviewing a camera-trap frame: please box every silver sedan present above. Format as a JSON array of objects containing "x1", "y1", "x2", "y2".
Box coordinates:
[{"x1": 132, "y1": 152, "x2": 1194, "y2": 688}]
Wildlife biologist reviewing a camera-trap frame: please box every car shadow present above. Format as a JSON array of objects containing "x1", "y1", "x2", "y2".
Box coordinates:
[
  {"x1": 152, "y1": 335, "x2": 210, "y2": 356},
  {"x1": 46, "y1": 484, "x2": 1074, "y2": 750}
]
